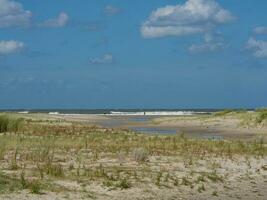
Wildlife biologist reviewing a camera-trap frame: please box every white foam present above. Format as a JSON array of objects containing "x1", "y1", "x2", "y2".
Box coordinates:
[
  {"x1": 48, "y1": 112, "x2": 60, "y2": 115},
  {"x1": 108, "y1": 111, "x2": 208, "y2": 116},
  {"x1": 18, "y1": 111, "x2": 29, "y2": 114}
]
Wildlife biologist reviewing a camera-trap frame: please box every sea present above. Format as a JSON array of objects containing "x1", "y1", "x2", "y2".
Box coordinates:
[{"x1": 0, "y1": 109, "x2": 226, "y2": 116}]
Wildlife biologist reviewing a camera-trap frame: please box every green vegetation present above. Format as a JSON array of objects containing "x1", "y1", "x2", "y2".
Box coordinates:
[
  {"x1": 0, "y1": 115, "x2": 24, "y2": 133},
  {"x1": 0, "y1": 171, "x2": 42, "y2": 194},
  {"x1": 197, "y1": 183, "x2": 206, "y2": 193},
  {"x1": 117, "y1": 178, "x2": 131, "y2": 189},
  {"x1": 0, "y1": 138, "x2": 7, "y2": 160},
  {"x1": 214, "y1": 109, "x2": 234, "y2": 117},
  {"x1": 0, "y1": 171, "x2": 22, "y2": 192},
  {"x1": 214, "y1": 109, "x2": 248, "y2": 117},
  {"x1": 213, "y1": 109, "x2": 267, "y2": 128},
  {"x1": 212, "y1": 190, "x2": 218, "y2": 196},
  {"x1": 206, "y1": 171, "x2": 224, "y2": 183},
  {"x1": 28, "y1": 181, "x2": 42, "y2": 194},
  {"x1": 255, "y1": 109, "x2": 267, "y2": 124},
  {"x1": 45, "y1": 163, "x2": 64, "y2": 177}
]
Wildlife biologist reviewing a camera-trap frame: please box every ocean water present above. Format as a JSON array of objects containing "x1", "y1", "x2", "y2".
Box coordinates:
[{"x1": 1, "y1": 109, "x2": 221, "y2": 116}]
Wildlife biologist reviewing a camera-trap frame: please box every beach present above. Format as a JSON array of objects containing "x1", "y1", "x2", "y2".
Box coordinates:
[
  {"x1": 18, "y1": 110, "x2": 267, "y2": 140},
  {"x1": 0, "y1": 110, "x2": 266, "y2": 200}
]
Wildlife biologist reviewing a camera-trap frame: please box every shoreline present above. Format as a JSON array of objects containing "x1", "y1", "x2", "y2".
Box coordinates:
[{"x1": 11, "y1": 112, "x2": 267, "y2": 141}]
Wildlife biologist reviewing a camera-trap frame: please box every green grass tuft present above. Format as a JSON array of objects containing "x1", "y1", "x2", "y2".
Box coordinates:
[{"x1": 0, "y1": 115, "x2": 24, "y2": 133}]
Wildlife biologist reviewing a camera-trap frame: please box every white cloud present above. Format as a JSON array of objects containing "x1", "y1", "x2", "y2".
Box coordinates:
[
  {"x1": 0, "y1": 40, "x2": 25, "y2": 54},
  {"x1": 141, "y1": 0, "x2": 235, "y2": 38},
  {"x1": 40, "y1": 12, "x2": 69, "y2": 28},
  {"x1": 105, "y1": 5, "x2": 121, "y2": 15},
  {"x1": 189, "y1": 42, "x2": 225, "y2": 53},
  {"x1": 0, "y1": 1, "x2": 69, "y2": 29},
  {"x1": 246, "y1": 37, "x2": 267, "y2": 58},
  {"x1": 253, "y1": 26, "x2": 267, "y2": 34},
  {"x1": 89, "y1": 54, "x2": 114, "y2": 64},
  {"x1": 0, "y1": 0, "x2": 31, "y2": 28},
  {"x1": 189, "y1": 33, "x2": 226, "y2": 53}
]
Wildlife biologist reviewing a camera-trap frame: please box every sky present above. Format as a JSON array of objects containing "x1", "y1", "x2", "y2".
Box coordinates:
[{"x1": 0, "y1": 0, "x2": 267, "y2": 109}]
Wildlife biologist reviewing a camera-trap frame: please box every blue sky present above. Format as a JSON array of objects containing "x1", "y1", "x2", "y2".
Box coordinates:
[{"x1": 0, "y1": 0, "x2": 267, "y2": 109}]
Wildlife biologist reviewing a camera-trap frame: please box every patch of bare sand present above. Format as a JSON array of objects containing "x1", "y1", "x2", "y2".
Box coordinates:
[
  {"x1": 1, "y1": 156, "x2": 266, "y2": 200},
  {"x1": 1, "y1": 178, "x2": 266, "y2": 200}
]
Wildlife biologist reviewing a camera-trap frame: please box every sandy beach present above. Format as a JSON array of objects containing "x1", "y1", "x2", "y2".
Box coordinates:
[{"x1": 0, "y1": 111, "x2": 266, "y2": 200}]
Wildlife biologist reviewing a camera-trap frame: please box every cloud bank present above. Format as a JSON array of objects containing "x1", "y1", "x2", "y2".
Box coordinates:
[
  {"x1": 141, "y1": 0, "x2": 235, "y2": 38},
  {"x1": 0, "y1": 0, "x2": 32, "y2": 28}
]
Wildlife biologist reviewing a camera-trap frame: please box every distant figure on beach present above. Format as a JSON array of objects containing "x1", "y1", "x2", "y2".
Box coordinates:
[{"x1": 144, "y1": 112, "x2": 146, "y2": 116}]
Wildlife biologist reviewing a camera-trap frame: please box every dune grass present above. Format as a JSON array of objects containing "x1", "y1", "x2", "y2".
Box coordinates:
[{"x1": 212, "y1": 109, "x2": 267, "y2": 128}]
